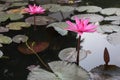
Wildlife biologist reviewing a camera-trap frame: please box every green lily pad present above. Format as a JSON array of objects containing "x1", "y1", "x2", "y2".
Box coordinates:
[
  {"x1": 0, "y1": 12, "x2": 9, "y2": 22},
  {"x1": 47, "y1": 22, "x2": 68, "y2": 36},
  {"x1": 0, "y1": 50, "x2": 3, "y2": 58},
  {"x1": 71, "y1": 14, "x2": 104, "y2": 22},
  {"x1": 59, "y1": 47, "x2": 90, "y2": 62},
  {"x1": 9, "y1": 13, "x2": 24, "y2": 21},
  {"x1": 25, "y1": 16, "x2": 57, "y2": 26},
  {"x1": 0, "y1": 44, "x2": 3, "y2": 47},
  {"x1": 0, "y1": 4, "x2": 8, "y2": 11},
  {"x1": 12, "y1": 35, "x2": 28, "y2": 43},
  {"x1": 0, "y1": 0, "x2": 23, "y2": 2},
  {"x1": 0, "y1": 12, "x2": 24, "y2": 22},
  {"x1": 27, "y1": 61, "x2": 90, "y2": 80},
  {"x1": 9, "y1": 2, "x2": 28, "y2": 8},
  {"x1": 0, "y1": 34, "x2": 12, "y2": 44},
  {"x1": 6, "y1": 22, "x2": 30, "y2": 30},
  {"x1": 0, "y1": 26, "x2": 9, "y2": 32}
]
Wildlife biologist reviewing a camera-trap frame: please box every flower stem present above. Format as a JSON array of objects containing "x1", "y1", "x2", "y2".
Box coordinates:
[
  {"x1": 76, "y1": 35, "x2": 81, "y2": 66},
  {"x1": 34, "y1": 15, "x2": 37, "y2": 30},
  {"x1": 25, "y1": 41, "x2": 53, "y2": 73}
]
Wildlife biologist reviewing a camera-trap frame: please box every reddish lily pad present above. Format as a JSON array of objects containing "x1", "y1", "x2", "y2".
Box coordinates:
[
  {"x1": 25, "y1": 16, "x2": 57, "y2": 26},
  {"x1": 18, "y1": 41, "x2": 49, "y2": 54}
]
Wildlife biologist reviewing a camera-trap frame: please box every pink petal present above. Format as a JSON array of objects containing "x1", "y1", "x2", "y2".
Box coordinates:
[
  {"x1": 85, "y1": 24, "x2": 97, "y2": 30},
  {"x1": 66, "y1": 21, "x2": 76, "y2": 28}
]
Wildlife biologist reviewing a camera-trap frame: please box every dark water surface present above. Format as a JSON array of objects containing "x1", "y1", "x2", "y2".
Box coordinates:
[{"x1": 0, "y1": 0, "x2": 120, "y2": 80}]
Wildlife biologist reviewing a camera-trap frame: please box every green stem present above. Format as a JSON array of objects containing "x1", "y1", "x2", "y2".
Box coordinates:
[
  {"x1": 76, "y1": 36, "x2": 81, "y2": 66},
  {"x1": 25, "y1": 41, "x2": 53, "y2": 72}
]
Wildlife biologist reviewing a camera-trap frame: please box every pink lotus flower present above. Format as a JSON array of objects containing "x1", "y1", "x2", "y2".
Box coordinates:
[
  {"x1": 24, "y1": 4, "x2": 45, "y2": 15},
  {"x1": 66, "y1": 16, "x2": 97, "y2": 36}
]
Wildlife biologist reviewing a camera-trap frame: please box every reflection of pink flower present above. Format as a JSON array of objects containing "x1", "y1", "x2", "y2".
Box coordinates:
[
  {"x1": 66, "y1": 16, "x2": 97, "y2": 36},
  {"x1": 24, "y1": 4, "x2": 45, "y2": 15}
]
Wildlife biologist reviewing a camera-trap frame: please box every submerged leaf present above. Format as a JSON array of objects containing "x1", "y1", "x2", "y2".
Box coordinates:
[
  {"x1": 59, "y1": 47, "x2": 91, "y2": 62},
  {"x1": 25, "y1": 16, "x2": 57, "y2": 26},
  {"x1": 12, "y1": 35, "x2": 28, "y2": 43},
  {"x1": 47, "y1": 22, "x2": 68, "y2": 36},
  {"x1": 18, "y1": 41, "x2": 49, "y2": 54},
  {"x1": 6, "y1": 22, "x2": 30, "y2": 30},
  {"x1": 27, "y1": 61, "x2": 90, "y2": 80}
]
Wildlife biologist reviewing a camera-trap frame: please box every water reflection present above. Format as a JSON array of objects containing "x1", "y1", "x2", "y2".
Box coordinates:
[{"x1": 80, "y1": 32, "x2": 120, "y2": 71}]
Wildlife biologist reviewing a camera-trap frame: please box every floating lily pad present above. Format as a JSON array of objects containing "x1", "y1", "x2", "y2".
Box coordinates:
[
  {"x1": 0, "y1": 50, "x2": 3, "y2": 58},
  {"x1": 0, "y1": 34, "x2": 12, "y2": 44},
  {"x1": 0, "y1": 26, "x2": 9, "y2": 32},
  {"x1": 71, "y1": 14, "x2": 104, "y2": 22},
  {"x1": 0, "y1": 0, "x2": 23, "y2": 2},
  {"x1": 107, "y1": 32, "x2": 120, "y2": 45},
  {"x1": 6, "y1": 22, "x2": 30, "y2": 30},
  {"x1": 98, "y1": 25, "x2": 120, "y2": 33},
  {"x1": 18, "y1": 41, "x2": 49, "y2": 54},
  {"x1": 111, "y1": 20, "x2": 120, "y2": 25},
  {"x1": 76, "y1": 6, "x2": 102, "y2": 13},
  {"x1": 25, "y1": 16, "x2": 57, "y2": 26},
  {"x1": 49, "y1": 6, "x2": 75, "y2": 12},
  {"x1": 12, "y1": 35, "x2": 28, "y2": 43},
  {"x1": 59, "y1": 47, "x2": 91, "y2": 62},
  {"x1": 0, "y1": 4, "x2": 8, "y2": 11},
  {"x1": 42, "y1": 4, "x2": 61, "y2": 11},
  {"x1": 57, "y1": 0, "x2": 82, "y2": 4},
  {"x1": 0, "y1": 44, "x2": 3, "y2": 47},
  {"x1": 0, "y1": 12, "x2": 24, "y2": 22},
  {"x1": 9, "y1": 2, "x2": 28, "y2": 7},
  {"x1": 90, "y1": 65, "x2": 120, "y2": 80},
  {"x1": 100, "y1": 8, "x2": 120, "y2": 15},
  {"x1": 27, "y1": 61, "x2": 90, "y2": 80},
  {"x1": 104, "y1": 16, "x2": 120, "y2": 21},
  {"x1": 116, "y1": 9, "x2": 120, "y2": 16},
  {"x1": 7, "y1": 7, "x2": 27, "y2": 14},
  {"x1": 47, "y1": 22, "x2": 68, "y2": 36}
]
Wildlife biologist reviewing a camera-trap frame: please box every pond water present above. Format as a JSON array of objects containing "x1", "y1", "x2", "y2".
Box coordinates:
[{"x1": 0, "y1": 0, "x2": 120, "y2": 80}]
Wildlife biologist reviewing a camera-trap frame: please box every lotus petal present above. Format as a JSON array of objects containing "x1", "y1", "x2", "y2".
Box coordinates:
[
  {"x1": 0, "y1": 27, "x2": 9, "y2": 32},
  {"x1": 71, "y1": 14, "x2": 104, "y2": 22},
  {"x1": 76, "y1": 6, "x2": 102, "y2": 13},
  {"x1": 47, "y1": 22, "x2": 68, "y2": 36},
  {"x1": 107, "y1": 32, "x2": 120, "y2": 45},
  {"x1": 0, "y1": 50, "x2": 3, "y2": 58},
  {"x1": 59, "y1": 47, "x2": 90, "y2": 62},
  {"x1": 100, "y1": 8, "x2": 120, "y2": 15},
  {"x1": 6, "y1": 22, "x2": 30, "y2": 30},
  {"x1": 18, "y1": 41, "x2": 49, "y2": 54},
  {"x1": 104, "y1": 16, "x2": 120, "y2": 21},
  {"x1": 27, "y1": 61, "x2": 90, "y2": 80},
  {"x1": 98, "y1": 25, "x2": 120, "y2": 33},
  {"x1": 12, "y1": 35, "x2": 28, "y2": 43},
  {"x1": 90, "y1": 65, "x2": 120, "y2": 80},
  {"x1": 25, "y1": 16, "x2": 57, "y2": 26},
  {"x1": 0, "y1": 34, "x2": 12, "y2": 44}
]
